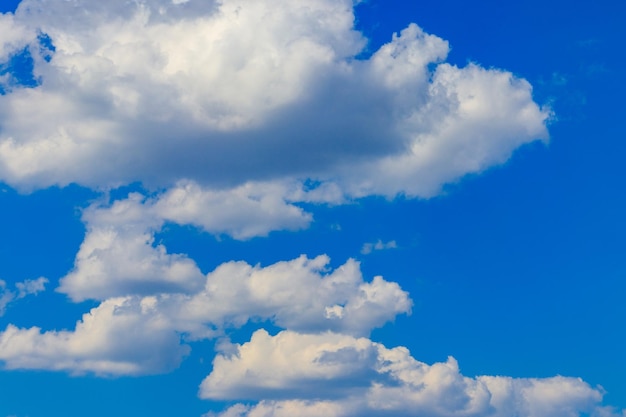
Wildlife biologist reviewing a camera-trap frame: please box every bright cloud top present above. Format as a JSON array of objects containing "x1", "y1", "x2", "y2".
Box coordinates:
[{"x1": 0, "y1": 0, "x2": 548, "y2": 197}]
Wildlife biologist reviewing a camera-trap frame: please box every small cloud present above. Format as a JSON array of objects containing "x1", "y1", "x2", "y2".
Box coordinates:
[
  {"x1": 361, "y1": 239, "x2": 397, "y2": 255},
  {"x1": 15, "y1": 277, "x2": 48, "y2": 299},
  {"x1": 0, "y1": 277, "x2": 48, "y2": 317}
]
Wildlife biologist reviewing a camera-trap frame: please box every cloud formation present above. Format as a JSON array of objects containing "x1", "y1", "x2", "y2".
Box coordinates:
[
  {"x1": 1, "y1": 255, "x2": 411, "y2": 375},
  {"x1": 57, "y1": 181, "x2": 324, "y2": 301},
  {"x1": 0, "y1": 0, "x2": 548, "y2": 197},
  {"x1": 202, "y1": 329, "x2": 609, "y2": 417},
  {"x1": 0, "y1": 2, "x2": 613, "y2": 417}
]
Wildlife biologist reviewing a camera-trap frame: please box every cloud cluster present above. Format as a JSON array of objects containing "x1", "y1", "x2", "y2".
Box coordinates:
[
  {"x1": 202, "y1": 330, "x2": 610, "y2": 417},
  {"x1": 0, "y1": 0, "x2": 548, "y2": 197},
  {"x1": 56, "y1": 180, "x2": 329, "y2": 301},
  {"x1": 0, "y1": 1, "x2": 615, "y2": 417},
  {"x1": 0, "y1": 253, "x2": 411, "y2": 375}
]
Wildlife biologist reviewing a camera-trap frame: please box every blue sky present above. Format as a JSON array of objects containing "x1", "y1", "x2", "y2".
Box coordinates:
[{"x1": 0, "y1": 0, "x2": 624, "y2": 416}]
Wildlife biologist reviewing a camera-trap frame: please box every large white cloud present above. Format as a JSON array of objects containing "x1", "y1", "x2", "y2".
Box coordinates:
[
  {"x1": 0, "y1": 254, "x2": 411, "y2": 375},
  {"x1": 56, "y1": 180, "x2": 326, "y2": 301},
  {"x1": 167, "y1": 254, "x2": 412, "y2": 337},
  {"x1": 0, "y1": 0, "x2": 548, "y2": 197},
  {"x1": 202, "y1": 329, "x2": 611, "y2": 417},
  {"x1": 0, "y1": 296, "x2": 189, "y2": 375}
]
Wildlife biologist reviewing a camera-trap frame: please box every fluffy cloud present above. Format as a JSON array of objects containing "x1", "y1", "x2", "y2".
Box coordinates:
[
  {"x1": 203, "y1": 330, "x2": 608, "y2": 417},
  {"x1": 57, "y1": 191, "x2": 207, "y2": 301},
  {"x1": 0, "y1": 0, "x2": 548, "y2": 197},
  {"x1": 0, "y1": 297, "x2": 189, "y2": 375},
  {"x1": 0, "y1": 255, "x2": 410, "y2": 375},
  {"x1": 57, "y1": 180, "x2": 325, "y2": 301},
  {"x1": 166, "y1": 254, "x2": 411, "y2": 337}
]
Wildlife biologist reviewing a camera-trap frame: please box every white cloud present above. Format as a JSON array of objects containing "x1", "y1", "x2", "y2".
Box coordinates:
[
  {"x1": 57, "y1": 192, "x2": 207, "y2": 302},
  {"x1": 166, "y1": 254, "x2": 412, "y2": 338},
  {"x1": 338, "y1": 62, "x2": 550, "y2": 198},
  {"x1": 361, "y1": 239, "x2": 397, "y2": 255},
  {"x1": 1, "y1": 255, "x2": 410, "y2": 375},
  {"x1": 203, "y1": 329, "x2": 609, "y2": 417},
  {"x1": 15, "y1": 276, "x2": 48, "y2": 298},
  {"x1": 0, "y1": 0, "x2": 548, "y2": 198},
  {"x1": 152, "y1": 180, "x2": 315, "y2": 238},
  {"x1": 57, "y1": 181, "x2": 321, "y2": 301},
  {"x1": 0, "y1": 296, "x2": 189, "y2": 376},
  {"x1": 0, "y1": 13, "x2": 32, "y2": 62},
  {"x1": 0, "y1": 277, "x2": 48, "y2": 317}
]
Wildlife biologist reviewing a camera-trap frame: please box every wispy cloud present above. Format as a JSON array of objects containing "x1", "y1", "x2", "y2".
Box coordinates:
[
  {"x1": 0, "y1": 276, "x2": 48, "y2": 316},
  {"x1": 361, "y1": 239, "x2": 398, "y2": 255}
]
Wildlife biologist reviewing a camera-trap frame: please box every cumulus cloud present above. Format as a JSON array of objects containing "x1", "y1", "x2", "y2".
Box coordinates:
[
  {"x1": 0, "y1": 2, "x2": 604, "y2": 416},
  {"x1": 57, "y1": 180, "x2": 327, "y2": 301},
  {"x1": 203, "y1": 329, "x2": 608, "y2": 417},
  {"x1": 167, "y1": 254, "x2": 411, "y2": 337},
  {"x1": 0, "y1": 297, "x2": 189, "y2": 375},
  {"x1": 1, "y1": 255, "x2": 410, "y2": 375},
  {"x1": 57, "y1": 191, "x2": 206, "y2": 302},
  {"x1": 0, "y1": 277, "x2": 48, "y2": 316},
  {"x1": 0, "y1": 0, "x2": 548, "y2": 197}
]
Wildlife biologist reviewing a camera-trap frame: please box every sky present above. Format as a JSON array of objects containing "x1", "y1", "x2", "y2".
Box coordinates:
[{"x1": 0, "y1": 0, "x2": 625, "y2": 416}]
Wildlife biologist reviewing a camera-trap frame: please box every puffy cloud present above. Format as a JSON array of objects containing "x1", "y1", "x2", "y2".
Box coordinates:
[
  {"x1": 58, "y1": 181, "x2": 315, "y2": 301},
  {"x1": 338, "y1": 62, "x2": 550, "y2": 198},
  {"x1": 0, "y1": 0, "x2": 548, "y2": 198},
  {"x1": 200, "y1": 329, "x2": 386, "y2": 401},
  {"x1": 152, "y1": 181, "x2": 315, "y2": 238},
  {"x1": 1, "y1": 255, "x2": 410, "y2": 375},
  {"x1": 0, "y1": 296, "x2": 189, "y2": 376},
  {"x1": 165, "y1": 254, "x2": 412, "y2": 338},
  {"x1": 0, "y1": 277, "x2": 48, "y2": 316},
  {"x1": 57, "y1": 192, "x2": 207, "y2": 302},
  {"x1": 203, "y1": 330, "x2": 608, "y2": 417}
]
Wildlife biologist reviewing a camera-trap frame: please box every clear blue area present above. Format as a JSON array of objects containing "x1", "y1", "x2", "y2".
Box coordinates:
[{"x1": 0, "y1": 0, "x2": 625, "y2": 415}]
